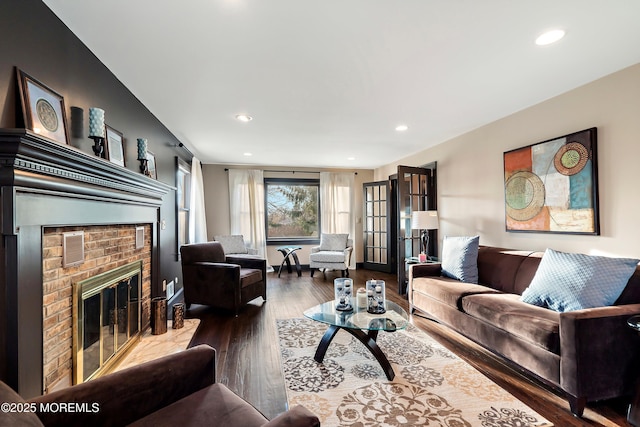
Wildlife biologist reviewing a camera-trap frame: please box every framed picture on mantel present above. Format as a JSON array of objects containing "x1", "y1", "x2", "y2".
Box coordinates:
[
  {"x1": 16, "y1": 68, "x2": 69, "y2": 146},
  {"x1": 146, "y1": 151, "x2": 157, "y2": 179},
  {"x1": 503, "y1": 127, "x2": 599, "y2": 235},
  {"x1": 105, "y1": 125, "x2": 125, "y2": 167}
]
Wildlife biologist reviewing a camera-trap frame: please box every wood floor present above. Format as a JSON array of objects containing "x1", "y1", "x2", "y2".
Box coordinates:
[{"x1": 186, "y1": 268, "x2": 631, "y2": 426}]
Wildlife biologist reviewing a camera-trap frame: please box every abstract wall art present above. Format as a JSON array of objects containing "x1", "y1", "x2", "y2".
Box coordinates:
[{"x1": 503, "y1": 128, "x2": 599, "y2": 234}]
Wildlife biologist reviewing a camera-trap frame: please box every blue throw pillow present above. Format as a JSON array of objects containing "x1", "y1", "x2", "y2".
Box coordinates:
[
  {"x1": 520, "y1": 248, "x2": 639, "y2": 312},
  {"x1": 441, "y1": 236, "x2": 480, "y2": 284}
]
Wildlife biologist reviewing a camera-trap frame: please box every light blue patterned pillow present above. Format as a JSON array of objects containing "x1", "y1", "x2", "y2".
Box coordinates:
[
  {"x1": 441, "y1": 236, "x2": 480, "y2": 284},
  {"x1": 520, "y1": 248, "x2": 639, "y2": 312}
]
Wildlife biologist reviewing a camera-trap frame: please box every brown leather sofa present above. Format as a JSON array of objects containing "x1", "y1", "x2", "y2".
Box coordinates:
[
  {"x1": 409, "y1": 245, "x2": 640, "y2": 417},
  {"x1": 180, "y1": 241, "x2": 267, "y2": 315},
  {"x1": 0, "y1": 345, "x2": 319, "y2": 427}
]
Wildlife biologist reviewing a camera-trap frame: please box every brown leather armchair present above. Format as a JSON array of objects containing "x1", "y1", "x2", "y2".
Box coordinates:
[{"x1": 180, "y1": 242, "x2": 267, "y2": 315}]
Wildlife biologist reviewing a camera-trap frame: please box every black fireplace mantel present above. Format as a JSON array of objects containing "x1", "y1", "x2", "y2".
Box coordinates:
[
  {"x1": 0, "y1": 129, "x2": 173, "y2": 397},
  {"x1": 0, "y1": 129, "x2": 173, "y2": 208}
]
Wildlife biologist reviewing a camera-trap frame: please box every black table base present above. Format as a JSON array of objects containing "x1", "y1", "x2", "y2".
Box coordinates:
[
  {"x1": 277, "y1": 247, "x2": 302, "y2": 278},
  {"x1": 313, "y1": 324, "x2": 395, "y2": 380}
]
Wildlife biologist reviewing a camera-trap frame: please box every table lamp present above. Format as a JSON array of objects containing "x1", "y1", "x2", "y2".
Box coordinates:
[{"x1": 411, "y1": 210, "x2": 439, "y2": 261}]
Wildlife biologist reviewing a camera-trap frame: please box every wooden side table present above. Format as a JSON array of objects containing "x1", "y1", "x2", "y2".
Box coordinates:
[{"x1": 628, "y1": 315, "x2": 640, "y2": 426}]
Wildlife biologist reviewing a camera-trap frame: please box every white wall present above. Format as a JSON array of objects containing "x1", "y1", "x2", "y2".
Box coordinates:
[
  {"x1": 201, "y1": 164, "x2": 374, "y2": 266},
  {"x1": 375, "y1": 63, "x2": 640, "y2": 259}
]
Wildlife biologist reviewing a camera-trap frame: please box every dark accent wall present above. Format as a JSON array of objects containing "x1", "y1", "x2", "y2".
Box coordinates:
[{"x1": 0, "y1": 0, "x2": 189, "y2": 393}]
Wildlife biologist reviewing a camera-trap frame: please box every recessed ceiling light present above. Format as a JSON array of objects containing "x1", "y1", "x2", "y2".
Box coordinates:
[
  {"x1": 235, "y1": 114, "x2": 253, "y2": 122},
  {"x1": 243, "y1": 152, "x2": 253, "y2": 156},
  {"x1": 535, "y1": 29, "x2": 565, "y2": 46},
  {"x1": 347, "y1": 157, "x2": 355, "y2": 161},
  {"x1": 395, "y1": 125, "x2": 408, "y2": 131}
]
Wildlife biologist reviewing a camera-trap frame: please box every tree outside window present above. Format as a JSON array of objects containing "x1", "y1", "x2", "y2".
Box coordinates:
[{"x1": 265, "y1": 178, "x2": 320, "y2": 244}]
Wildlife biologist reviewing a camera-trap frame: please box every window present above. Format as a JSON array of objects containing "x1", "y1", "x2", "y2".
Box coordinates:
[
  {"x1": 265, "y1": 178, "x2": 320, "y2": 244},
  {"x1": 176, "y1": 158, "x2": 191, "y2": 258}
]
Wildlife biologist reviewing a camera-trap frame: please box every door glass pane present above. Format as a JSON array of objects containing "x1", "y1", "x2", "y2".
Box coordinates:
[{"x1": 412, "y1": 174, "x2": 420, "y2": 190}]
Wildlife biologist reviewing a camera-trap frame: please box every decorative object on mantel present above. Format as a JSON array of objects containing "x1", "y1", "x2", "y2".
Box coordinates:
[
  {"x1": 105, "y1": 124, "x2": 125, "y2": 167},
  {"x1": 146, "y1": 150, "x2": 157, "y2": 179},
  {"x1": 16, "y1": 68, "x2": 69, "y2": 146},
  {"x1": 137, "y1": 137, "x2": 150, "y2": 176},
  {"x1": 504, "y1": 127, "x2": 599, "y2": 234},
  {"x1": 88, "y1": 107, "x2": 105, "y2": 156}
]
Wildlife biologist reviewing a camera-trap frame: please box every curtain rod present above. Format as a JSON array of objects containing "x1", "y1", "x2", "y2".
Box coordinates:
[
  {"x1": 172, "y1": 142, "x2": 193, "y2": 157},
  {"x1": 224, "y1": 168, "x2": 357, "y2": 175}
]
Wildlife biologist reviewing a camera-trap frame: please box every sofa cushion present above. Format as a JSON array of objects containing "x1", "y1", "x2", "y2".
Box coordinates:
[
  {"x1": 0, "y1": 382, "x2": 44, "y2": 427},
  {"x1": 411, "y1": 276, "x2": 501, "y2": 310},
  {"x1": 462, "y1": 293, "x2": 561, "y2": 354},
  {"x1": 240, "y1": 268, "x2": 263, "y2": 287},
  {"x1": 129, "y1": 383, "x2": 268, "y2": 427},
  {"x1": 309, "y1": 251, "x2": 346, "y2": 263},
  {"x1": 319, "y1": 233, "x2": 348, "y2": 251},
  {"x1": 476, "y1": 247, "x2": 533, "y2": 293},
  {"x1": 520, "y1": 248, "x2": 639, "y2": 312},
  {"x1": 441, "y1": 236, "x2": 480, "y2": 284},
  {"x1": 214, "y1": 235, "x2": 248, "y2": 254}
]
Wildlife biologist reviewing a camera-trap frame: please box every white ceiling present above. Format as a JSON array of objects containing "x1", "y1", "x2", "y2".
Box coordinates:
[{"x1": 43, "y1": 0, "x2": 640, "y2": 169}]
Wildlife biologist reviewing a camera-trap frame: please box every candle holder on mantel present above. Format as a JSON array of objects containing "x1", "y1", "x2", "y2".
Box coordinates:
[
  {"x1": 88, "y1": 107, "x2": 105, "y2": 157},
  {"x1": 137, "y1": 138, "x2": 150, "y2": 177}
]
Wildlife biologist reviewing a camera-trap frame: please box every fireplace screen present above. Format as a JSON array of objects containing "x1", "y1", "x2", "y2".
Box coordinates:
[{"x1": 73, "y1": 261, "x2": 142, "y2": 384}]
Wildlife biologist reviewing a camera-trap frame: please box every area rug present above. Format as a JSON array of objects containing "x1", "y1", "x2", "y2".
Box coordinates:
[
  {"x1": 115, "y1": 318, "x2": 200, "y2": 371},
  {"x1": 276, "y1": 318, "x2": 552, "y2": 427}
]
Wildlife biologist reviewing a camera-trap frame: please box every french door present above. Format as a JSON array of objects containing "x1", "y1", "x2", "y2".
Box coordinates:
[
  {"x1": 396, "y1": 165, "x2": 436, "y2": 294},
  {"x1": 363, "y1": 181, "x2": 392, "y2": 272}
]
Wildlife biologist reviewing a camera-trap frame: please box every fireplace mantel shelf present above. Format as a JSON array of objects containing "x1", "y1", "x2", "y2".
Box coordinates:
[{"x1": 0, "y1": 129, "x2": 173, "y2": 206}]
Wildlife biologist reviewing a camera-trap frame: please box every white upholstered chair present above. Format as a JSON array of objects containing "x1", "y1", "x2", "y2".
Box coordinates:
[{"x1": 309, "y1": 233, "x2": 353, "y2": 278}]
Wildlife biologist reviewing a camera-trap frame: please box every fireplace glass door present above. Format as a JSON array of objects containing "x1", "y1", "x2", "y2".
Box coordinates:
[{"x1": 74, "y1": 261, "x2": 142, "y2": 384}]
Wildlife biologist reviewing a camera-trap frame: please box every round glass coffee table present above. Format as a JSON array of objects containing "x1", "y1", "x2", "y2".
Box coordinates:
[{"x1": 303, "y1": 300, "x2": 409, "y2": 380}]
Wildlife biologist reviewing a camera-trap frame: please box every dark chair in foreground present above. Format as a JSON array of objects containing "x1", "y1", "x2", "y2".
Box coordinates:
[
  {"x1": 180, "y1": 241, "x2": 267, "y2": 315},
  {"x1": 1, "y1": 344, "x2": 319, "y2": 427}
]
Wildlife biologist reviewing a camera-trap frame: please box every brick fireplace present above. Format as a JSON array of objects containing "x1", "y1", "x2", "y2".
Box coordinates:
[
  {"x1": 0, "y1": 129, "x2": 172, "y2": 398},
  {"x1": 42, "y1": 224, "x2": 152, "y2": 392}
]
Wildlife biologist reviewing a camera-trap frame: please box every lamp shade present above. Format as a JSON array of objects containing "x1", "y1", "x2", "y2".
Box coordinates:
[{"x1": 411, "y1": 210, "x2": 439, "y2": 230}]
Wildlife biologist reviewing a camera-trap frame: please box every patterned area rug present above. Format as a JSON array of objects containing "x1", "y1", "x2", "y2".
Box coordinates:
[{"x1": 276, "y1": 318, "x2": 552, "y2": 427}]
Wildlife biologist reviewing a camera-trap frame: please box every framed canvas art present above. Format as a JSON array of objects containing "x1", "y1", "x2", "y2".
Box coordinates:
[
  {"x1": 503, "y1": 128, "x2": 599, "y2": 234},
  {"x1": 17, "y1": 68, "x2": 69, "y2": 145}
]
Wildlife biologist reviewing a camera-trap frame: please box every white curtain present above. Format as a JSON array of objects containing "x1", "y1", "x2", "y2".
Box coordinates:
[
  {"x1": 228, "y1": 169, "x2": 268, "y2": 261},
  {"x1": 188, "y1": 157, "x2": 208, "y2": 243},
  {"x1": 320, "y1": 172, "x2": 355, "y2": 267}
]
